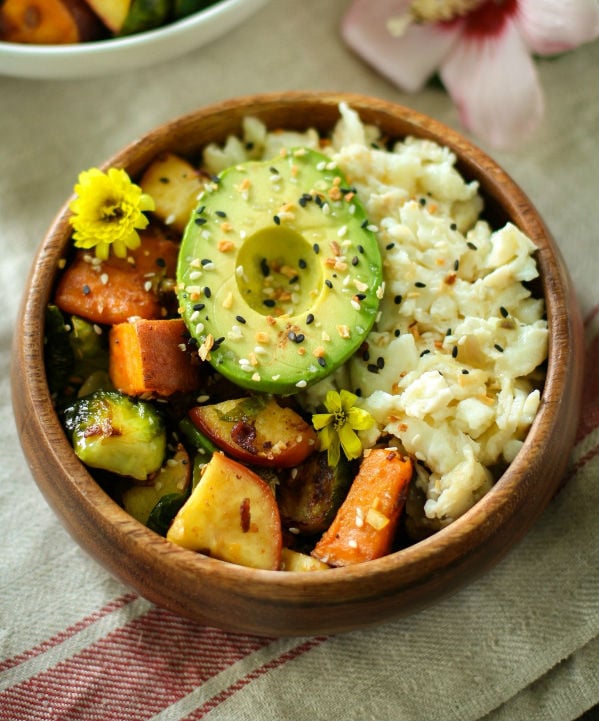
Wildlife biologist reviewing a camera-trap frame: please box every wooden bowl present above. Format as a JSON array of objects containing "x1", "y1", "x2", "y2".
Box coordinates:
[{"x1": 12, "y1": 92, "x2": 584, "y2": 636}]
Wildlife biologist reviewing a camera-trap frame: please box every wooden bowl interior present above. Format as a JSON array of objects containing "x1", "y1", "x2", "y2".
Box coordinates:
[{"x1": 11, "y1": 92, "x2": 584, "y2": 636}]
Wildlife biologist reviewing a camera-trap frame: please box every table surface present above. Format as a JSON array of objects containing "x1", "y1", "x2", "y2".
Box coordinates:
[{"x1": 1, "y1": 2, "x2": 597, "y2": 720}]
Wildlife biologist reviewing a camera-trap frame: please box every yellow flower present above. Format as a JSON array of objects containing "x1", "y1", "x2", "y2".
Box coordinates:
[
  {"x1": 69, "y1": 167, "x2": 155, "y2": 260},
  {"x1": 312, "y1": 389, "x2": 375, "y2": 466}
]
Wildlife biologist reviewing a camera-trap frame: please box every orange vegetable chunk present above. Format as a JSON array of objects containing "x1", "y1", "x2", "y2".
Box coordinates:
[
  {"x1": 54, "y1": 230, "x2": 179, "y2": 325},
  {"x1": 0, "y1": 0, "x2": 105, "y2": 44},
  {"x1": 312, "y1": 448, "x2": 413, "y2": 567},
  {"x1": 109, "y1": 318, "x2": 201, "y2": 397}
]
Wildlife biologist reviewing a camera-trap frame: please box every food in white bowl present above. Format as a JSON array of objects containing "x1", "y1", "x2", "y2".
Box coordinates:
[
  {"x1": 0, "y1": 0, "x2": 224, "y2": 44},
  {"x1": 45, "y1": 103, "x2": 548, "y2": 573}
]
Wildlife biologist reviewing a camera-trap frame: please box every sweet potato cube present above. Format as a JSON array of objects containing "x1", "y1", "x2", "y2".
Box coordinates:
[
  {"x1": 140, "y1": 153, "x2": 205, "y2": 234},
  {"x1": 54, "y1": 230, "x2": 179, "y2": 325},
  {"x1": 109, "y1": 318, "x2": 201, "y2": 397},
  {"x1": 0, "y1": 0, "x2": 106, "y2": 44}
]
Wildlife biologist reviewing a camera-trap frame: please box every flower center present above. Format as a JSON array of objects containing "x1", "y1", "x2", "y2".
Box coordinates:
[
  {"x1": 409, "y1": 0, "x2": 486, "y2": 22},
  {"x1": 332, "y1": 410, "x2": 347, "y2": 430},
  {"x1": 101, "y1": 200, "x2": 125, "y2": 222}
]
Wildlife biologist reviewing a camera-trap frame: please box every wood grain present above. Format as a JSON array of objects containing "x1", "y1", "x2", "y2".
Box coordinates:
[{"x1": 11, "y1": 92, "x2": 584, "y2": 636}]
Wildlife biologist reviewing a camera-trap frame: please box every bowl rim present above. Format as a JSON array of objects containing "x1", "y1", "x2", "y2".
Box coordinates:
[{"x1": 12, "y1": 91, "x2": 585, "y2": 631}]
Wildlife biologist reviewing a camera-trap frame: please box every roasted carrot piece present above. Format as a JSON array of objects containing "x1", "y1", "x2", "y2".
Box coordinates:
[
  {"x1": 54, "y1": 229, "x2": 179, "y2": 325},
  {"x1": 109, "y1": 318, "x2": 201, "y2": 397},
  {"x1": 311, "y1": 448, "x2": 413, "y2": 566}
]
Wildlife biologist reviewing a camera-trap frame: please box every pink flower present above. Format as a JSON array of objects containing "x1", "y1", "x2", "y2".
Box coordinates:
[{"x1": 341, "y1": 0, "x2": 599, "y2": 148}]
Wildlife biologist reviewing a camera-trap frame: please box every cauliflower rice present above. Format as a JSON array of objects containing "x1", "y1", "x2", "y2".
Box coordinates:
[{"x1": 202, "y1": 103, "x2": 548, "y2": 533}]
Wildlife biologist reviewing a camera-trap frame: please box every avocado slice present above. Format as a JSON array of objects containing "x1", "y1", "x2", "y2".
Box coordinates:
[{"x1": 177, "y1": 148, "x2": 383, "y2": 395}]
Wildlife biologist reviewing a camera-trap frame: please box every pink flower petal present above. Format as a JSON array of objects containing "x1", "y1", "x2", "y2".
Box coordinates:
[
  {"x1": 341, "y1": 0, "x2": 460, "y2": 93},
  {"x1": 516, "y1": 0, "x2": 599, "y2": 55},
  {"x1": 440, "y1": 16, "x2": 544, "y2": 149}
]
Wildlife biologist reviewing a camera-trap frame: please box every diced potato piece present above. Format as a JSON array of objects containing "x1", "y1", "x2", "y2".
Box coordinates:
[
  {"x1": 280, "y1": 548, "x2": 329, "y2": 572},
  {"x1": 109, "y1": 318, "x2": 201, "y2": 396},
  {"x1": 167, "y1": 452, "x2": 282, "y2": 570},
  {"x1": 140, "y1": 152, "x2": 205, "y2": 234},
  {"x1": 122, "y1": 444, "x2": 190, "y2": 525}
]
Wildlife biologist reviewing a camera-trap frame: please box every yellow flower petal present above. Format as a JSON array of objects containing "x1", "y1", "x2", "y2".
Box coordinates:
[
  {"x1": 347, "y1": 406, "x2": 375, "y2": 431},
  {"x1": 312, "y1": 412, "x2": 334, "y2": 431},
  {"x1": 339, "y1": 389, "x2": 358, "y2": 411},
  {"x1": 338, "y1": 424, "x2": 363, "y2": 460},
  {"x1": 324, "y1": 390, "x2": 342, "y2": 413}
]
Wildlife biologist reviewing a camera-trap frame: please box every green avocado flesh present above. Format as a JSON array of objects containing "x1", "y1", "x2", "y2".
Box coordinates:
[{"x1": 177, "y1": 148, "x2": 383, "y2": 395}]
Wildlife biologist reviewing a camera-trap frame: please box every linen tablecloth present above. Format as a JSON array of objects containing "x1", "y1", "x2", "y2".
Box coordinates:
[{"x1": 1, "y1": 2, "x2": 597, "y2": 719}]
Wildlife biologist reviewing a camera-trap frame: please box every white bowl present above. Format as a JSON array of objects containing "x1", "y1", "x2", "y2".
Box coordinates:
[{"x1": 0, "y1": 0, "x2": 270, "y2": 80}]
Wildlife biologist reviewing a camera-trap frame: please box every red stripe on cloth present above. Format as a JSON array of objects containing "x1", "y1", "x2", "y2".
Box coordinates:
[
  {"x1": 0, "y1": 606, "x2": 272, "y2": 721},
  {"x1": 0, "y1": 592, "x2": 138, "y2": 673},
  {"x1": 182, "y1": 636, "x2": 328, "y2": 720}
]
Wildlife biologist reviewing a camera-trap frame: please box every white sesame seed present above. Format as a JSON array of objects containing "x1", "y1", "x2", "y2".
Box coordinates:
[{"x1": 295, "y1": 380, "x2": 307, "y2": 388}]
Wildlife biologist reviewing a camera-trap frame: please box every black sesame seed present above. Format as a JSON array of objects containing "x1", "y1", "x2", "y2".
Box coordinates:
[
  {"x1": 287, "y1": 331, "x2": 296, "y2": 342},
  {"x1": 325, "y1": 279, "x2": 333, "y2": 289},
  {"x1": 200, "y1": 258, "x2": 213, "y2": 266},
  {"x1": 453, "y1": 259, "x2": 459, "y2": 271},
  {"x1": 467, "y1": 241, "x2": 478, "y2": 250},
  {"x1": 415, "y1": 281, "x2": 426, "y2": 288},
  {"x1": 452, "y1": 346, "x2": 458, "y2": 358},
  {"x1": 312, "y1": 243, "x2": 320, "y2": 254},
  {"x1": 357, "y1": 244, "x2": 364, "y2": 253},
  {"x1": 500, "y1": 306, "x2": 509, "y2": 318},
  {"x1": 362, "y1": 350, "x2": 370, "y2": 361},
  {"x1": 211, "y1": 175, "x2": 220, "y2": 184},
  {"x1": 355, "y1": 387, "x2": 362, "y2": 396},
  {"x1": 360, "y1": 219, "x2": 368, "y2": 229},
  {"x1": 317, "y1": 356, "x2": 327, "y2": 367},
  {"x1": 450, "y1": 222, "x2": 457, "y2": 231},
  {"x1": 204, "y1": 287, "x2": 211, "y2": 298},
  {"x1": 356, "y1": 293, "x2": 366, "y2": 300},
  {"x1": 420, "y1": 349, "x2": 431, "y2": 357},
  {"x1": 299, "y1": 196, "x2": 308, "y2": 207},
  {"x1": 159, "y1": 177, "x2": 169, "y2": 184},
  {"x1": 419, "y1": 197, "x2": 427, "y2": 206},
  {"x1": 260, "y1": 258, "x2": 270, "y2": 277},
  {"x1": 367, "y1": 363, "x2": 379, "y2": 374},
  {"x1": 155, "y1": 257, "x2": 166, "y2": 268},
  {"x1": 269, "y1": 166, "x2": 279, "y2": 174},
  {"x1": 351, "y1": 256, "x2": 359, "y2": 266},
  {"x1": 273, "y1": 215, "x2": 281, "y2": 225},
  {"x1": 446, "y1": 328, "x2": 452, "y2": 336},
  {"x1": 194, "y1": 217, "x2": 207, "y2": 226},
  {"x1": 82, "y1": 284, "x2": 90, "y2": 295},
  {"x1": 294, "y1": 333, "x2": 305, "y2": 343},
  {"x1": 494, "y1": 343, "x2": 504, "y2": 352},
  {"x1": 394, "y1": 295, "x2": 402, "y2": 305},
  {"x1": 245, "y1": 141, "x2": 254, "y2": 150},
  {"x1": 394, "y1": 329, "x2": 401, "y2": 337},
  {"x1": 263, "y1": 299, "x2": 276, "y2": 308},
  {"x1": 376, "y1": 356, "x2": 385, "y2": 369},
  {"x1": 462, "y1": 369, "x2": 469, "y2": 374},
  {"x1": 386, "y1": 242, "x2": 395, "y2": 250},
  {"x1": 289, "y1": 275, "x2": 299, "y2": 284},
  {"x1": 235, "y1": 315, "x2": 247, "y2": 324},
  {"x1": 298, "y1": 259, "x2": 307, "y2": 269},
  {"x1": 196, "y1": 205, "x2": 205, "y2": 214},
  {"x1": 306, "y1": 313, "x2": 314, "y2": 325},
  {"x1": 215, "y1": 210, "x2": 226, "y2": 218},
  {"x1": 192, "y1": 303, "x2": 205, "y2": 311}
]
